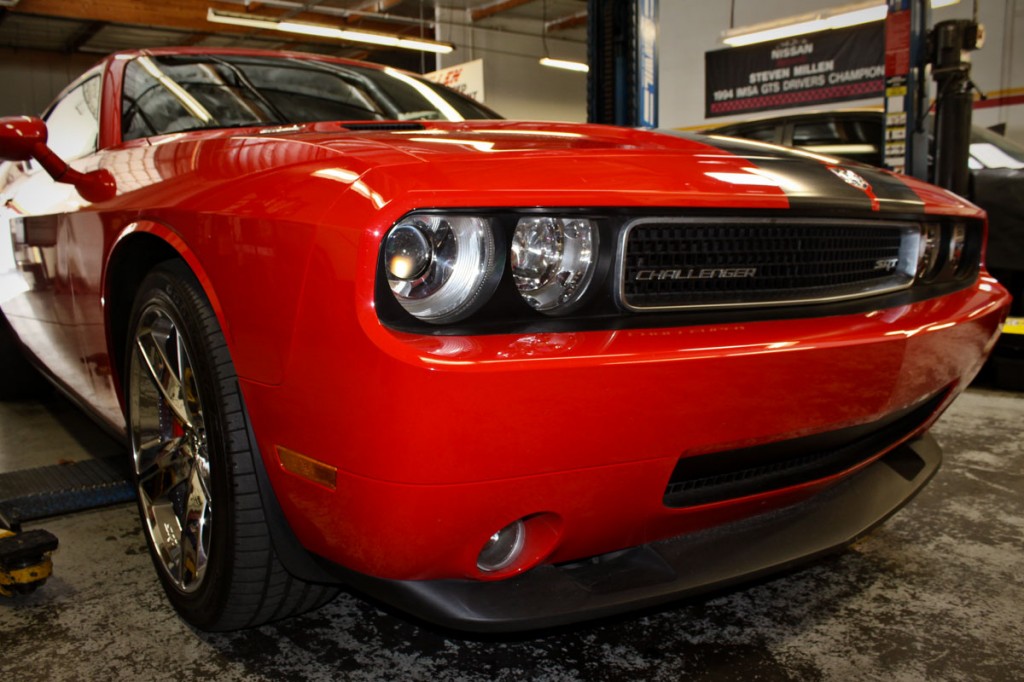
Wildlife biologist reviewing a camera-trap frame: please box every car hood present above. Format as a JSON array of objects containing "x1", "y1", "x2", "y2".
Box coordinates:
[
  {"x1": 279, "y1": 121, "x2": 971, "y2": 216},
  {"x1": 104, "y1": 120, "x2": 978, "y2": 218}
]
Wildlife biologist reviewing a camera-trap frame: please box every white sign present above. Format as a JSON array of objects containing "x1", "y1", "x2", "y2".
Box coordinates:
[{"x1": 425, "y1": 59, "x2": 485, "y2": 103}]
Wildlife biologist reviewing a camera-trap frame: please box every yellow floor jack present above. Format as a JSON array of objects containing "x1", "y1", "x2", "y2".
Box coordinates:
[{"x1": 0, "y1": 508, "x2": 59, "y2": 597}]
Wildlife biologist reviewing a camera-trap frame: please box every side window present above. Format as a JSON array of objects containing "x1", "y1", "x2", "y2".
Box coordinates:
[
  {"x1": 792, "y1": 119, "x2": 842, "y2": 147},
  {"x1": 792, "y1": 117, "x2": 884, "y2": 166},
  {"x1": 42, "y1": 77, "x2": 101, "y2": 161},
  {"x1": 739, "y1": 124, "x2": 781, "y2": 143}
]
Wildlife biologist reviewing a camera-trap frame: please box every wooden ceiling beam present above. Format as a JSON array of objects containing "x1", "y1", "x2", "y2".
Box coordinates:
[
  {"x1": 9, "y1": 0, "x2": 401, "y2": 47},
  {"x1": 10, "y1": 0, "x2": 350, "y2": 37},
  {"x1": 546, "y1": 10, "x2": 586, "y2": 33},
  {"x1": 470, "y1": 0, "x2": 536, "y2": 23},
  {"x1": 350, "y1": 0, "x2": 405, "y2": 12},
  {"x1": 13, "y1": 0, "x2": 231, "y2": 33},
  {"x1": 346, "y1": 0, "x2": 404, "y2": 24}
]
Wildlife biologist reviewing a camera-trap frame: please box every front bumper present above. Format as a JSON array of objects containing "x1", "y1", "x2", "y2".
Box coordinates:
[
  {"x1": 334, "y1": 434, "x2": 941, "y2": 632},
  {"x1": 238, "y1": 272, "x2": 1008, "y2": 624}
]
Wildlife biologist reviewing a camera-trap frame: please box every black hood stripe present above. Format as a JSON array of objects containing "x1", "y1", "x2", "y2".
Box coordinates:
[{"x1": 663, "y1": 131, "x2": 925, "y2": 215}]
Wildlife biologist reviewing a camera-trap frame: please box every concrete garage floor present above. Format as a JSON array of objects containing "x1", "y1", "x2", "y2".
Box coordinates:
[{"x1": 1, "y1": 387, "x2": 1022, "y2": 681}]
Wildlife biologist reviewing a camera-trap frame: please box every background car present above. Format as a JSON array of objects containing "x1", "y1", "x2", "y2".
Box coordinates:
[
  {"x1": 0, "y1": 48, "x2": 1011, "y2": 632},
  {"x1": 704, "y1": 109, "x2": 1024, "y2": 389}
]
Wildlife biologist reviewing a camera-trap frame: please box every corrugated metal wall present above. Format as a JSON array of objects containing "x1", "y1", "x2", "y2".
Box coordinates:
[{"x1": 0, "y1": 48, "x2": 101, "y2": 117}]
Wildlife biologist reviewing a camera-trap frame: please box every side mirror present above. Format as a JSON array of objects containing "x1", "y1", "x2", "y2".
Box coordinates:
[
  {"x1": 0, "y1": 116, "x2": 47, "y2": 161},
  {"x1": 0, "y1": 116, "x2": 116, "y2": 203}
]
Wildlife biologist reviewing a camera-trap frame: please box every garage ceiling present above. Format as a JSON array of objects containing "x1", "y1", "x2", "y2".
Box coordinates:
[{"x1": 0, "y1": 0, "x2": 588, "y2": 70}]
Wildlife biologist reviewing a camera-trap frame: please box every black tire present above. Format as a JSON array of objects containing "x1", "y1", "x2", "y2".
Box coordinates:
[
  {"x1": 0, "y1": 313, "x2": 49, "y2": 401},
  {"x1": 126, "y1": 260, "x2": 337, "y2": 630}
]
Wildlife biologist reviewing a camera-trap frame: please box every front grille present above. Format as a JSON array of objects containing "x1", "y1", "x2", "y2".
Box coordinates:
[
  {"x1": 663, "y1": 390, "x2": 946, "y2": 508},
  {"x1": 619, "y1": 218, "x2": 919, "y2": 311}
]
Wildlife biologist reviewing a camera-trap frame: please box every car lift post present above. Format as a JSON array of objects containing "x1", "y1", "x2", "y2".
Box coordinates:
[
  {"x1": 883, "y1": 0, "x2": 931, "y2": 180},
  {"x1": 587, "y1": 0, "x2": 658, "y2": 127},
  {"x1": 929, "y1": 12, "x2": 985, "y2": 196}
]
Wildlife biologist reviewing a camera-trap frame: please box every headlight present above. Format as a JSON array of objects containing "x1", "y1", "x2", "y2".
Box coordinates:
[
  {"x1": 384, "y1": 214, "x2": 499, "y2": 324},
  {"x1": 511, "y1": 217, "x2": 598, "y2": 313},
  {"x1": 948, "y1": 223, "x2": 967, "y2": 276},
  {"x1": 917, "y1": 223, "x2": 942, "y2": 280}
]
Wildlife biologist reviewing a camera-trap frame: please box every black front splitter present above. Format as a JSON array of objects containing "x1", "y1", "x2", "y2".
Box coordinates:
[{"x1": 331, "y1": 434, "x2": 941, "y2": 633}]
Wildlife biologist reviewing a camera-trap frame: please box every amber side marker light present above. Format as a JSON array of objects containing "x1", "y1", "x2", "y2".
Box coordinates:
[{"x1": 277, "y1": 446, "x2": 338, "y2": 490}]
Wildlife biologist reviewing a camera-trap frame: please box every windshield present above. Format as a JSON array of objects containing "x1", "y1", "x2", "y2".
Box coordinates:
[{"x1": 121, "y1": 54, "x2": 500, "y2": 141}]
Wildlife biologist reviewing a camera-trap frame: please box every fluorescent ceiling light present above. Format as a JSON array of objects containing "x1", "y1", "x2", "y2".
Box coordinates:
[
  {"x1": 539, "y1": 57, "x2": 589, "y2": 73},
  {"x1": 206, "y1": 8, "x2": 454, "y2": 54},
  {"x1": 722, "y1": 0, "x2": 958, "y2": 47},
  {"x1": 278, "y1": 21, "x2": 344, "y2": 40},
  {"x1": 398, "y1": 37, "x2": 450, "y2": 52},
  {"x1": 207, "y1": 9, "x2": 278, "y2": 31}
]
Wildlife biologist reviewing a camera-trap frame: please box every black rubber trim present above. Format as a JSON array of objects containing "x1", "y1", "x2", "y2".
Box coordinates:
[
  {"x1": 242, "y1": 393, "x2": 340, "y2": 585},
  {"x1": 325, "y1": 434, "x2": 942, "y2": 633}
]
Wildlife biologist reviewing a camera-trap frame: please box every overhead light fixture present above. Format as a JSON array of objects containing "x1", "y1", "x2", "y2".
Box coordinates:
[
  {"x1": 539, "y1": 57, "x2": 589, "y2": 73},
  {"x1": 206, "y1": 8, "x2": 454, "y2": 54},
  {"x1": 537, "y1": 0, "x2": 587, "y2": 73},
  {"x1": 721, "y1": 0, "x2": 959, "y2": 47}
]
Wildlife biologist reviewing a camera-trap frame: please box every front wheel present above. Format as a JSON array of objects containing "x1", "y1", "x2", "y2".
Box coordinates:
[{"x1": 126, "y1": 261, "x2": 337, "y2": 630}]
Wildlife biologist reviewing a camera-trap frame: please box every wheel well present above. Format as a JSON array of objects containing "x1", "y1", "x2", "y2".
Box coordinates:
[{"x1": 105, "y1": 234, "x2": 181, "y2": 385}]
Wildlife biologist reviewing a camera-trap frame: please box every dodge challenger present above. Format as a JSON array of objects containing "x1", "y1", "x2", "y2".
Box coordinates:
[{"x1": 0, "y1": 48, "x2": 1011, "y2": 632}]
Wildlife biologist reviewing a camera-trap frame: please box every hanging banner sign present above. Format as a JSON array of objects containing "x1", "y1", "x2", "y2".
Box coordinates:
[
  {"x1": 705, "y1": 23, "x2": 885, "y2": 118},
  {"x1": 425, "y1": 59, "x2": 486, "y2": 103}
]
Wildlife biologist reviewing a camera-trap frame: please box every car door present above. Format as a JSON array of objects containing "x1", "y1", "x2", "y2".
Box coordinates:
[{"x1": 0, "y1": 72, "x2": 107, "y2": 407}]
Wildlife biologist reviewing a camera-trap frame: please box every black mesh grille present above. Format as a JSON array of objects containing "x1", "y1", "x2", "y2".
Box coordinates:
[
  {"x1": 621, "y1": 220, "x2": 913, "y2": 309},
  {"x1": 663, "y1": 390, "x2": 946, "y2": 508}
]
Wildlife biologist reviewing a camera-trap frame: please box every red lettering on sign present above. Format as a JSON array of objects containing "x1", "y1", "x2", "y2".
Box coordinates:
[{"x1": 885, "y1": 10, "x2": 911, "y2": 77}]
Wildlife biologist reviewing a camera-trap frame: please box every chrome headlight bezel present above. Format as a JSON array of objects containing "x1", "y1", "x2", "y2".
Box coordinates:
[
  {"x1": 383, "y1": 214, "x2": 503, "y2": 325},
  {"x1": 510, "y1": 216, "x2": 599, "y2": 315}
]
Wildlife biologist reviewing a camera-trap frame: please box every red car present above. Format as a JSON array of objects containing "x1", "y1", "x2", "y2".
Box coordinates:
[{"x1": 0, "y1": 48, "x2": 1010, "y2": 632}]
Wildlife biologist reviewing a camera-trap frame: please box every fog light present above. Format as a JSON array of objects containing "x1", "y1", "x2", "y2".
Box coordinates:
[{"x1": 477, "y1": 520, "x2": 526, "y2": 572}]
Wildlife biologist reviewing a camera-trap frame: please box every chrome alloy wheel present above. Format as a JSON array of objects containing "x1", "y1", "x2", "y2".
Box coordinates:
[{"x1": 129, "y1": 304, "x2": 212, "y2": 594}]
